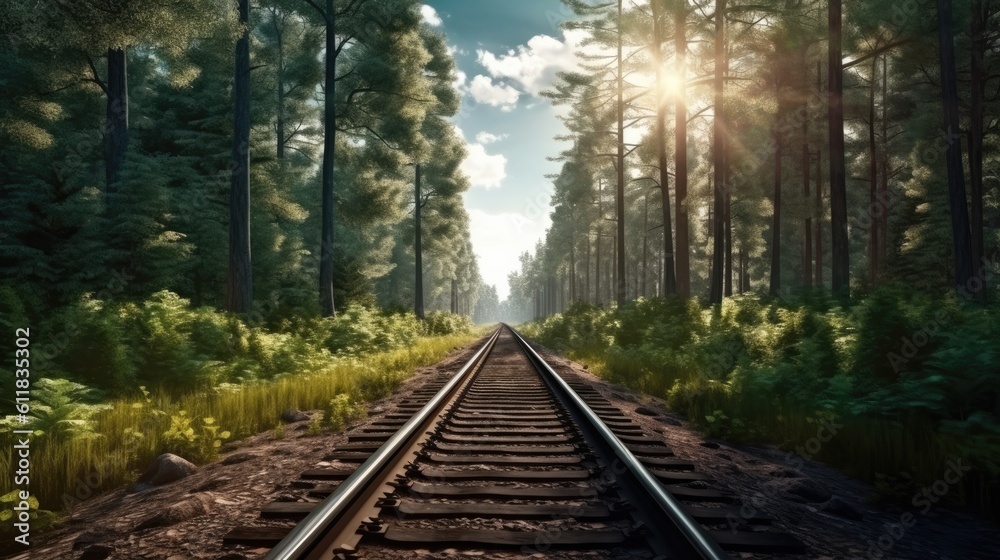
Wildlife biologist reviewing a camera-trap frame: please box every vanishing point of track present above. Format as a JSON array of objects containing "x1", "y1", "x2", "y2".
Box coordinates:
[{"x1": 223, "y1": 326, "x2": 805, "y2": 559}]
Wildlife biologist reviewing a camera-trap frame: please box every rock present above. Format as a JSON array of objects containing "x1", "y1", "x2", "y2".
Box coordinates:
[
  {"x1": 771, "y1": 477, "x2": 832, "y2": 503},
  {"x1": 215, "y1": 554, "x2": 248, "y2": 560},
  {"x1": 821, "y1": 496, "x2": 864, "y2": 520},
  {"x1": 281, "y1": 409, "x2": 310, "y2": 423},
  {"x1": 700, "y1": 441, "x2": 721, "y2": 449},
  {"x1": 79, "y1": 545, "x2": 115, "y2": 560},
  {"x1": 134, "y1": 493, "x2": 213, "y2": 531},
  {"x1": 221, "y1": 452, "x2": 256, "y2": 466},
  {"x1": 190, "y1": 476, "x2": 232, "y2": 493},
  {"x1": 635, "y1": 406, "x2": 659, "y2": 416},
  {"x1": 136, "y1": 453, "x2": 197, "y2": 488}
]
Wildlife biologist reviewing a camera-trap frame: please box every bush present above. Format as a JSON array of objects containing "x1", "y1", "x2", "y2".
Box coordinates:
[
  {"x1": 58, "y1": 297, "x2": 137, "y2": 392},
  {"x1": 322, "y1": 394, "x2": 367, "y2": 431},
  {"x1": 525, "y1": 291, "x2": 1000, "y2": 514},
  {"x1": 422, "y1": 311, "x2": 473, "y2": 336},
  {"x1": 325, "y1": 305, "x2": 422, "y2": 355}
]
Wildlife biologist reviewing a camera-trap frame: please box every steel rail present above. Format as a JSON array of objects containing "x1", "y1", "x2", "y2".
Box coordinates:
[
  {"x1": 508, "y1": 324, "x2": 731, "y2": 560},
  {"x1": 262, "y1": 327, "x2": 502, "y2": 560}
]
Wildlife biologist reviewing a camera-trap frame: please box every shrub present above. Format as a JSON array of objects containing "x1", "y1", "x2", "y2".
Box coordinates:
[
  {"x1": 322, "y1": 394, "x2": 367, "y2": 431},
  {"x1": 423, "y1": 311, "x2": 473, "y2": 336},
  {"x1": 57, "y1": 297, "x2": 136, "y2": 392},
  {"x1": 160, "y1": 411, "x2": 231, "y2": 463}
]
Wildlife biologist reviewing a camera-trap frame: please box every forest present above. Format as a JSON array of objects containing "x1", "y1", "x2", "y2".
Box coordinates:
[
  {"x1": 0, "y1": 0, "x2": 998, "y2": 547},
  {"x1": 0, "y1": 0, "x2": 492, "y2": 532},
  {"x1": 511, "y1": 0, "x2": 1000, "y2": 518}
]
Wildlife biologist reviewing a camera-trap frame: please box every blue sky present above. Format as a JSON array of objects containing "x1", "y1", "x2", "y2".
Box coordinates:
[{"x1": 421, "y1": 1, "x2": 586, "y2": 300}]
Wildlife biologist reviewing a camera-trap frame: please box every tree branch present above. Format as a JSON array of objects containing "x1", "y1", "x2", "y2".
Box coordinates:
[
  {"x1": 85, "y1": 54, "x2": 108, "y2": 96},
  {"x1": 842, "y1": 39, "x2": 911, "y2": 70}
]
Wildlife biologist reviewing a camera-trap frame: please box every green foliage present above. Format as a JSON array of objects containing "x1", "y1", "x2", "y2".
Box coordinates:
[
  {"x1": 6, "y1": 378, "x2": 109, "y2": 442},
  {"x1": 0, "y1": 490, "x2": 57, "y2": 536},
  {"x1": 325, "y1": 305, "x2": 423, "y2": 355},
  {"x1": 322, "y1": 394, "x2": 367, "y2": 431},
  {"x1": 422, "y1": 311, "x2": 473, "y2": 336},
  {"x1": 47, "y1": 292, "x2": 458, "y2": 395},
  {"x1": 528, "y1": 291, "x2": 1000, "y2": 513},
  {"x1": 0, "y1": 328, "x2": 480, "y2": 524},
  {"x1": 58, "y1": 297, "x2": 137, "y2": 392},
  {"x1": 161, "y1": 411, "x2": 231, "y2": 463}
]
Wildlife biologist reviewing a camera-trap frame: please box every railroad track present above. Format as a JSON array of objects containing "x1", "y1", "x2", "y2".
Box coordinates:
[{"x1": 223, "y1": 326, "x2": 805, "y2": 559}]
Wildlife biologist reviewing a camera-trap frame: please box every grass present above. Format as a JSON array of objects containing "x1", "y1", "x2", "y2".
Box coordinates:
[
  {"x1": 568, "y1": 348, "x2": 982, "y2": 509},
  {"x1": 0, "y1": 331, "x2": 484, "y2": 529},
  {"x1": 524, "y1": 293, "x2": 999, "y2": 517}
]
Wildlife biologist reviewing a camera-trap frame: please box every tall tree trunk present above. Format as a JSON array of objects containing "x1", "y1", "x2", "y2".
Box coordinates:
[
  {"x1": 451, "y1": 278, "x2": 457, "y2": 314},
  {"x1": 319, "y1": 0, "x2": 337, "y2": 317},
  {"x1": 803, "y1": 99, "x2": 813, "y2": 287},
  {"x1": 710, "y1": 0, "x2": 727, "y2": 304},
  {"x1": 937, "y1": 0, "x2": 976, "y2": 295},
  {"x1": 724, "y1": 131, "x2": 733, "y2": 297},
  {"x1": 815, "y1": 60, "x2": 824, "y2": 289},
  {"x1": 551, "y1": 275, "x2": 558, "y2": 315},
  {"x1": 227, "y1": 0, "x2": 253, "y2": 313},
  {"x1": 596, "y1": 178, "x2": 603, "y2": 306},
  {"x1": 585, "y1": 232, "x2": 592, "y2": 303},
  {"x1": 616, "y1": 0, "x2": 627, "y2": 307},
  {"x1": 275, "y1": 15, "x2": 286, "y2": 160},
  {"x1": 969, "y1": 0, "x2": 988, "y2": 302},
  {"x1": 674, "y1": 0, "x2": 690, "y2": 298},
  {"x1": 879, "y1": 55, "x2": 889, "y2": 274},
  {"x1": 105, "y1": 47, "x2": 128, "y2": 192},
  {"x1": 595, "y1": 227, "x2": 602, "y2": 306},
  {"x1": 608, "y1": 231, "x2": 626, "y2": 304},
  {"x1": 829, "y1": 0, "x2": 850, "y2": 298},
  {"x1": 739, "y1": 247, "x2": 747, "y2": 293},
  {"x1": 868, "y1": 55, "x2": 879, "y2": 287},
  {"x1": 652, "y1": 0, "x2": 676, "y2": 296},
  {"x1": 770, "y1": 131, "x2": 782, "y2": 297},
  {"x1": 642, "y1": 193, "x2": 649, "y2": 297},
  {"x1": 570, "y1": 237, "x2": 577, "y2": 302},
  {"x1": 414, "y1": 164, "x2": 425, "y2": 319},
  {"x1": 815, "y1": 138, "x2": 824, "y2": 288}
]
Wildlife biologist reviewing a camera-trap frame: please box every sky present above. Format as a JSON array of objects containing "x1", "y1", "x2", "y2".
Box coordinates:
[{"x1": 420, "y1": 1, "x2": 586, "y2": 300}]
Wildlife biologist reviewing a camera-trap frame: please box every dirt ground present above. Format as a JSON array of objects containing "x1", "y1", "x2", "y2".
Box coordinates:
[{"x1": 4, "y1": 334, "x2": 997, "y2": 560}]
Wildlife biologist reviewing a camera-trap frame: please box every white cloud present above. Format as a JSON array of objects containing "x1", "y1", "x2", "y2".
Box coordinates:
[
  {"x1": 467, "y1": 208, "x2": 550, "y2": 301},
  {"x1": 460, "y1": 143, "x2": 507, "y2": 190},
  {"x1": 476, "y1": 29, "x2": 588, "y2": 97},
  {"x1": 475, "y1": 131, "x2": 507, "y2": 145},
  {"x1": 452, "y1": 69, "x2": 468, "y2": 95},
  {"x1": 469, "y1": 75, "x2": 520, "y2": 111},
  {"x1": 420, "y1": 5, "x2": 442, "y2": 26}
]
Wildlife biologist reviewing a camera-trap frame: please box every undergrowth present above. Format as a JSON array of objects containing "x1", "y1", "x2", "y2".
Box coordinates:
[
  {"x1": 524, "y1": 288, "x2": 1000, "y2": 517},
  {"x1": 0, "y1": 290, "x2": 483, "y2": 542}
]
